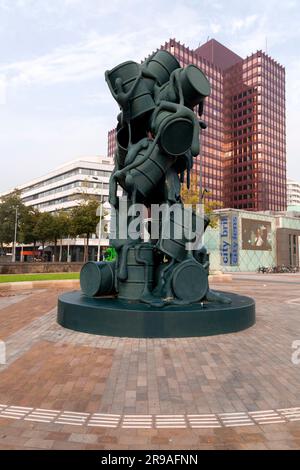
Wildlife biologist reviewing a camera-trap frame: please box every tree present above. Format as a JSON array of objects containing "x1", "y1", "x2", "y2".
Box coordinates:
[
  {"x1": 52, "y1": 211, "x2": 72, "y2": 261},
  {"x1": 33, "y1": 212, "x2": 56, "y2": 255},
  {"x1": 203, "y1": 199, "x2": 223, "y2": 229},
  {"x1": 181, "y1": 174, "x2": 223, "y2": 229},
  {"x1": 0, "y1": 191, "x2": 28, "y2": 253},
  {"x1": 19, "y1": 208, "x2": 41, "y2": 248},
  {"x1": 70, "y1": 198, "x2": 100, "y2": 262}
]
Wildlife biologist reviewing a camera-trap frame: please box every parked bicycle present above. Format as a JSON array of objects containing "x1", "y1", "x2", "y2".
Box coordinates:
[{"x1": 257, "y1": 265, "x2": 300, "y2": 274}]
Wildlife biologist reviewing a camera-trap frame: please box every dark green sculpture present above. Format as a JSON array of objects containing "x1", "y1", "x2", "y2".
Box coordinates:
[
  {"x1": 81, "y1": 50, "x2": 230, "y2": 307},
  {"x1": 57, "y1": 50, "x2": 255, "y2": 338}
]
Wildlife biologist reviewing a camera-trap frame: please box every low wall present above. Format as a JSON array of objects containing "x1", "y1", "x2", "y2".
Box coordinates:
[{"x1": 0, "y1": 262, "x2": 83, "y2": 275}]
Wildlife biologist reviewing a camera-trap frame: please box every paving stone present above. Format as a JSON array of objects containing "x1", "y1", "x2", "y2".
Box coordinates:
[{"x1": 0, "y1": 280, "x2": 299, "y2": 449}]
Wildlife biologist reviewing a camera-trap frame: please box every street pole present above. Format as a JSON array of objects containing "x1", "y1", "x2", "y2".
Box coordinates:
[
  {"x1": 199, "y1": 128, "x2": 203, "y2": 204},
  {"x1": 198, "y1": 130, "x2": 205, "y2": 247},
  {"x1": 12, "y1": 207, "x2": 18, "y2": 263},
  {"x1": 97, "y1": 180, "x2": 104, "y2": 262},
  {"x1": 198, "y1": 116, "x2": 208, "y2": 246},
  {"x1": 67, "y1": 241, "x2": 71, "y2": 263},
  {"x1": 198, "y1": 112, "x2": 207, "y2": 203}
]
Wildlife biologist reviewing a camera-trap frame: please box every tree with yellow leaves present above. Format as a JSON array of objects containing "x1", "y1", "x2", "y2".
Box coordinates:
[{"x1": 180, "y1": 173, "x2": 222, "y2": 229}]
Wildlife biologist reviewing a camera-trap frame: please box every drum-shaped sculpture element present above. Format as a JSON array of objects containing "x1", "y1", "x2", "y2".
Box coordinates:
[
  {"x1": 179, "y1": 65, "x2": 211, "y2": 108},
  {"x1": 171, "y1": 259, "x2": 208, "y2": 303},
  {"x1": 142, "y1": 50, "x2": 181, "y2": 90},
  {"x1": 152, "y1": 110, "x2": 194, "y2": 156},
  {"x1": 124, "y1": 144, "x2": 176, "y2": 199},
  {"x1": 158, "y1": 64, "x2": 211, "y2": 110},
  {"x1": 157, "y1": 208, "x2": 206, "y2": 263},
  {"x1": 80, "y1": 261, "x2": 116, "y2": 297},
  {"x1": 118, "y1": 244, "x2": 155, "y2": 300},
  {"x1": 105, "y1": 61, "x2": 155, "y2": 120}
]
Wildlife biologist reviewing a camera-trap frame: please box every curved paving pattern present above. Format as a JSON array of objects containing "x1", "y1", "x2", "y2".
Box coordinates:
[
  {"x1": 0, "y1": 404, "x2": 300, "y2": 429},
  {"x1": 0, "y1": 276, "x2": 300, "y2": 449}
]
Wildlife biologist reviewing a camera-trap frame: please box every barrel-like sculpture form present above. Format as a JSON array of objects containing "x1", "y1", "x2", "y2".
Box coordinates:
[
  {"x1": 157, "y1": 208, "x2": 209, "y2": 262},
  {"x1": 179, "y1": 64, "x2": 211, "y2": 108},
  {"x1": 142, "y1": 50, "x2": 181, "y2": 89},
  {"x1": 118, "y1": 245, "x2": 154, "y2": 300},
  {"x1": 152, "y1": 110, "x2": 194, "y2": 156},
  {"x1": 125, "y1": 144, "x2": 175, "y2": 198},
  {"x1": 115, "y1": 124, "x2": 129, "y2": 165},
  {"x1": 171, "y1": 259, "x2": 208, "y2": 303},
  {"x1": 105, "y1": 61, "x2": 155, "y2": 120},
  {"x1": 80, "y1": 261, "x2": 116, "y2": 297},
  {"x1": 158, "y1": 64, "x2": 211, "y2": 110}
]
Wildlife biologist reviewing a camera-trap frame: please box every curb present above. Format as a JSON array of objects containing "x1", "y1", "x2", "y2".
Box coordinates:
[
  {"x1": 209, "y1": 273, "x2": 232, "y2": 282},
  {"x1": 0, "y1": 274, "x2": 231, "y2": 292},
  {"x1": 0, "y1": 279, "x2": 80, "y2": 291}
]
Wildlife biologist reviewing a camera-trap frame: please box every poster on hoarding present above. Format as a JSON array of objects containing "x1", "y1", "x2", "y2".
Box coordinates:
[{"x1": 242, "y1": 219, "x2": 272, "y2": 251}]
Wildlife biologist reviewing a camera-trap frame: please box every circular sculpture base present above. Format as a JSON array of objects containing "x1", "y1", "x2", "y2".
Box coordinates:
[{"x1": 57, "y1": 291, "x2": 255, "y2": 338}]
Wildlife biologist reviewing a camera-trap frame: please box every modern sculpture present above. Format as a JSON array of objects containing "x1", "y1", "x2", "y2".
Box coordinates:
[{"x1": 58, "y1": 50, "x2": 255, "y2": 338}]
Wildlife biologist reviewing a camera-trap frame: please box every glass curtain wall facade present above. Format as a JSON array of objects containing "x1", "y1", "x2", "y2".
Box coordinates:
[{"x1": 224, "y1": 52, "x2": 286, "y2": 211}]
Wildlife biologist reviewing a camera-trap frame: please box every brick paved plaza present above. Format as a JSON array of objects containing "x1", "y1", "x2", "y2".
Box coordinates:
[{"x1": 0, "y1": 275, "x2": 300, "y2": 450}]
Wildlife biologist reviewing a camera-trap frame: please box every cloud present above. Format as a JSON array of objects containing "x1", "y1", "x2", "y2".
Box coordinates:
[
  {"x1": 210, "y1": 23, "x2": 221, "y2": 34},
  {"x1": 0, "y1": 2, "x2": 214, "y2": 88},
  {"x1": 231, "y1": 14, "x2": 259, "y2": 33},
  {"x1": 0, "y1": 110, "x2": 112, "y2": 192},
  {"x1": 287, "y1": 58, "x2": 300, "y2": 104},
  {"x1": 1, "y1": 33, "x2": 128, "y2": 86},
  {"x1": 0, "y1": 0, "x2": 10, "y2": 10},
  {"x1": 1, "y1": 0, "x2": 300, "y2": 188},
  {"x1": 0, "y1": 75, "x2": 7, "y2": 104}
]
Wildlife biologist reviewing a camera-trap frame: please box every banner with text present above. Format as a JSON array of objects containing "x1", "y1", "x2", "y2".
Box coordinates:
[{"x1": 220, "y1": 214, "x2": 239, "y2": 266}]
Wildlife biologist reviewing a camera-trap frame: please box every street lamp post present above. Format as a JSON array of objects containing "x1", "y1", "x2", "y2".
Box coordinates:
[
  {"x1": 198, "y1": 119, "x2": 207, "y2": 204},
  {"x1": 12, "y1": 207, "x2": 18, "y2": 263},
  {"x1": 92, "y1": 177, "x2": 104, "y2": 262},
  {"x1": 97, "y1": 181, "x2": 104, "y2": 262},
  {"x1": 199, "y1": 129, "x2": 203, "y2": 203}
]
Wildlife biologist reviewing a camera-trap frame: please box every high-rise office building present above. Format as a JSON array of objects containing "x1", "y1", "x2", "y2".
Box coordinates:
[
  {"x1": 222, "y1": 47, "x2": 286, "y2": 211},
  {"x1": 107, "y1": 38, "x2": 286, "y2": 211}
]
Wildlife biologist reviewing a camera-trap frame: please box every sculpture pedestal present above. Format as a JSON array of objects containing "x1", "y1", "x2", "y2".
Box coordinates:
[{"x1": 57, "y1": 291, "x2": 255, "y2": 338}]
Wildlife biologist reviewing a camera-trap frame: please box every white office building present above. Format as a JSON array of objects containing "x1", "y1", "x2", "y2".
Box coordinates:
[
  {"x1": 287, "y1": 177, "x2": 300, "y2": 209},
  {"x1": 7, "y1": 156, "x2": 113, "y2": 212},
  {"x1": 1, "y1": 156, "x2": 115, "y2": 261}
]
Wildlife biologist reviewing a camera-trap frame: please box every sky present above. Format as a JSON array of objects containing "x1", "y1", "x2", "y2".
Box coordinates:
[{"x1": 0, "y1": 0, "x2": 300, "y2": 192}]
